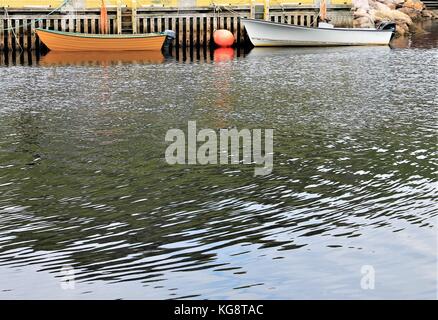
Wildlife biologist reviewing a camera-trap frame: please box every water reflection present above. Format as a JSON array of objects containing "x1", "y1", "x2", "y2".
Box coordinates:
[
  {"x1": 0, "y1": 20, "x2": 437, "y2": 67},
  {"x1": 0, "y1": 23, "x2": 437, "y2": 299},
  {"x1": 214, "y1": 48, "x2": 235, "y2": 62},
  {"x1": 246, "y1": 45, "x2": 392, "y2": 58},
  {"x1": 390, "y1": 20, "x2": 438, "y2": 49}
]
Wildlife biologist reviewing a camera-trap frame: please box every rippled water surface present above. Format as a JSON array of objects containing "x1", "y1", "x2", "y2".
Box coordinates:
[{"x1": 0, "y1": 24, "x2": 437, "y2": 299}]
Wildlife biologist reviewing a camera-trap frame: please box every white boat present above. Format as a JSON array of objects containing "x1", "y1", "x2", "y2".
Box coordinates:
[{"x1": 242, "y1": 19, "x2": 395, "y2": 47}]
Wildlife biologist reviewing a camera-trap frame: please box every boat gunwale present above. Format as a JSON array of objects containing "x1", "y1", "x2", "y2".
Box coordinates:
[
  {"x1": 241, "y1": 18, "x2": 394, "y2": 33},
  {"x1": 35, "y1": 28, "x2": 166, "y2": 39}
]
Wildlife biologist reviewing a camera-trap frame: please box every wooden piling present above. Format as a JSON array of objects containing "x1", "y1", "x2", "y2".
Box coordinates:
[
  {"x1": 132, "y1": 0, "x2": 137, "y2": 34},
  {"x1": 0, "y1": 18, "x2": 4, "y2": 51},
  {"x1": 0, "y1": 6, "x2": 328, "y2": 51},
  {"x1": 117, "y1": 1, "x2": 122, "y2": 34},
  {"x1": 264, "y1": 0, "x2": 270, "y2": 21}
]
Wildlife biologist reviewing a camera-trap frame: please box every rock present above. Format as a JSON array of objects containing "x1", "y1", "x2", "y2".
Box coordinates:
[
  {"x1": 372, "y1": 8, "x2": 413, "y2": 25},
  {"x1": 421, "y1": 10, "x2": 433, "y2": 18},
  {"x1": 392, "y1": 10, "x2": 414, "y2": 24},
  {"x1": 352, "y1": 0, "x2": 429, "y2": 31},
  {"x1": 352, "y1": 0, "x2": 371, "y2": 10},
  {"x1": 371, "y1": 1, "x2": 392, "y2": 11},
  {"x1": 408, "y1": 23, "x2": 426, "y2": 34},
  {"x1": 397, "y1": 22, "x2": 411, "y2": 36},
  {"x1": 396, "y1": 24, "x2": 407, "y2": 36},
  {"x1": 354, "y1": 8, "x2": 369, "y2": 18},
  {"x1": 354, "y1": 16, "x2": 375, "y2": 28},
  {"x1": 403, "y1": 0, "x2": 425, "y2": 11},
  {"x1": 398, "y1": 7, "x2": 422, "y2": 21},
  {"x1": 353, "y1": 19, "x2": 362, "y2": 28}
]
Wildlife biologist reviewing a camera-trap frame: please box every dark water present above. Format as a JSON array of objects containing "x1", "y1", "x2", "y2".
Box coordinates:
[{"x1": 0, "y1": 23, "x2": 437, "y2": 299}]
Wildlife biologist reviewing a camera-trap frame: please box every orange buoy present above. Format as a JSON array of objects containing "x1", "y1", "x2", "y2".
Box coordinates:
[{"x1": 213, "y1": 29, "x2": 235, "y2": 48}]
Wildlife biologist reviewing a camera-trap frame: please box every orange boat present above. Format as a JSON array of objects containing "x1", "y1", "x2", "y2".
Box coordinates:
[{"x1": 35, "y1": 28, "x2": 167, "y2": 52}]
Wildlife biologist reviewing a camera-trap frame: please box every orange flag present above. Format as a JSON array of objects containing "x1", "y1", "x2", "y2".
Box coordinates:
[
  {"x1": 320, "y1": 0, "x2": 327, "y2": 22},
  {"x1": 100, "y1": 0, "x2": 108, "y2": 34}
]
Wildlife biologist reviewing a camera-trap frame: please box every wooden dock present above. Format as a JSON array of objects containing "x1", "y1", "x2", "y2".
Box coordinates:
[{"x1": 0, "y1": 5, "x2": 353, "y2": 51}]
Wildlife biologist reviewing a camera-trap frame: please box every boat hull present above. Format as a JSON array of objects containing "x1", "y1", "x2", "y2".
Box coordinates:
[
  {"x1": 242, "y1": 19, "x2": 393, "y2": 47},
  {"x1": 36, "y1": 28, "x2": 166, "y2": 51}
]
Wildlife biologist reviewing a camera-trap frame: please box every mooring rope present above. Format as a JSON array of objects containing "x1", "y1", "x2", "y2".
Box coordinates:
[
  {"x1": 2, "y1": 0, "x2": 70, "y2": 32},
  {"x1": 4, "y1": 7, "x2": 22, "y2": 51}
]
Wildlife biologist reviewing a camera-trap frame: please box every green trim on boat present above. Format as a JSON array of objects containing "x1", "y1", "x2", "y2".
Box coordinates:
[{"x1": 36, "y1": 28, "x2": 165, "y2": 39}]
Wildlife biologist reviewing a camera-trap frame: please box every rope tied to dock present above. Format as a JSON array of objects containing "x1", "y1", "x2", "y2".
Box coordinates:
[
  {"x1": 3, "y1": 7, "x2": 22, "y2": 52},
  {"x1": 2, "y1": 0, "x2": 70, "y2": 32}
]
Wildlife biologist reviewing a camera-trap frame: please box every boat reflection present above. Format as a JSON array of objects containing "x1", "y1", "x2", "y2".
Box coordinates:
[
  {"x1": 246, "y1": 45, "x2": 391, "y2": 58},
  {"x1": 40, "y1": 50, "x2": 165, "y2": 66}
]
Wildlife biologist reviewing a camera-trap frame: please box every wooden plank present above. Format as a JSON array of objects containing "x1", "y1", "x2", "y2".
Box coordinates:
[
  {"x1": 164, "y1": 16, "x2": 169, "y2": 32},
  {"x1": 171, "y1": 17, "x2": 176, "y2": 44},
  {"x1": 116, "y1": 3, "x2": 122, "y2": 34},
  {"x1": 192, "y1": 16, "x2": 197, "y2": 47},
  {"x1": 241, "y1": 16, "x2": 246, "y2": 43},
  {"x1": 185, "y1": 17, "x2": 190, "y2": 47},
  {"x1": 27, "y1": 20, "x2": 31, "y2": 50},
  {"x1": 32, "y1": 19, "x2": 38, "y2": 49},
  {"x1": 0, "y1": 18, "x2": 4, "y2": 51},
  {"x1": 91, "y1": 18, "x2": 95, "y2": 34},
  {"x1": 199, "y1": 16, "x2": 204, "y2": 47},
  {"x1": 232, "y1": 16, "x2": 237, "y2": 41},
  {"x1": 68, "y1": 18, "x2": 73, "y2": 32},
  {"x1": 177, "y1": 17, "x2": 182, "y2": 47},
  {"x1": 15, "y1": 19, "x2": 20, "y2": 51},
  {"x1": 185, "y1": 16, "x2": 189, "y2": 47},
  {"x1": 23, "y1": 19, "x2": 28, "y2": 50},
  {"x1": 206, "y1": 16, "x2": 211, "y2": 46},
  {"x1": 151, "y1": 17, "x2": 155, "y2": 33},
  {"x1": 75, "y1": 18, "x2": 80, "y2": 33},
  {"x1": 132, "y1": 7, "x2": 137, "y2": 34},
  {"x1": 112, "y1": 17, "x2": 116, "y2": 34}
]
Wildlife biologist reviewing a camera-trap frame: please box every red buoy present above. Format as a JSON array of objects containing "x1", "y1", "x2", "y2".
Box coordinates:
[{"x1": 213, "y1": 29, "x2": 235, "y2": 48}]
